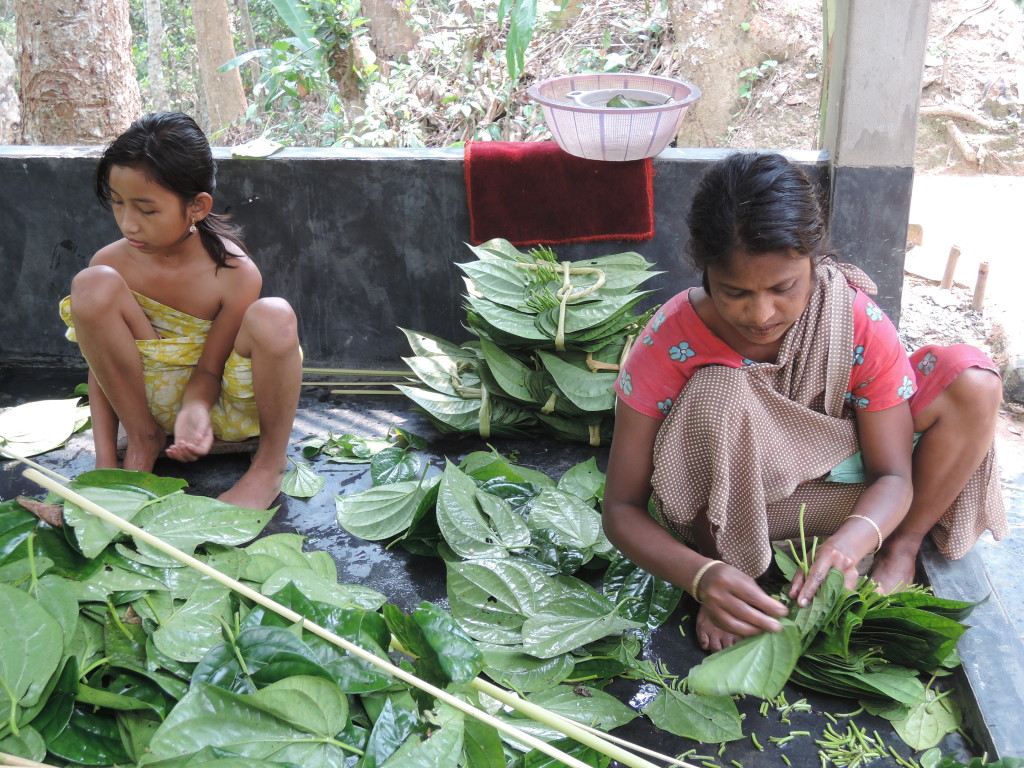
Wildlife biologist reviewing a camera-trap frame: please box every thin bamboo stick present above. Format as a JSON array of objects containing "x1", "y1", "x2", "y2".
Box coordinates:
[
  {"x1": 329, "y1": 390, "x2": 405, "y2": 396},
  {"x1": 0, "y1": 752, "x2": 62, "y2": 768},
  {"x1": 20, "y1": 469, "x2": 628, "y2": 768},
  {"x1": 301, "y1": 381, "x2": 404, "y2": 387},
  {"x1": 303, "y1": 367, "x2": 410, "y2": 377},
  {"x1": 0, "y1": 446, "x2": 70, "y2": 484}
]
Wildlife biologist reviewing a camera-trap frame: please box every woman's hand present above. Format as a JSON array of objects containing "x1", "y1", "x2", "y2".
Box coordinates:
[
  {"x1": 788, "y1": 538, "x2": 860, "y2": 607},
  {"x1": 698, "y1": 562, "x2": 790, "y2": 644},
  {"x1": 167, "y1": 402, "x2": 214, "y2": 462}
]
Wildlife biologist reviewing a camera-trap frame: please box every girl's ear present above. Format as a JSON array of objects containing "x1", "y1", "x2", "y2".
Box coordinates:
[{"x1": 190, "y1": 192, "x2": 214, "y2": 222}]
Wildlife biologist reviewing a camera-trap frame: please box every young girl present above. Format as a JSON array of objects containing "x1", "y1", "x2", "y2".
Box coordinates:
[
  {"x1": 603, "y1": 152, "x2": 1008, "y2": 652},
  {"x1": 60, "y1": 112, "x2": 301, "y2": 510}
]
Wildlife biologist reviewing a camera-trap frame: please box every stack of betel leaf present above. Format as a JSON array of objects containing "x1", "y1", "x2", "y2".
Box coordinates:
[{"x1": 396, "y1": 238, "x2": 660, "y2": 445}]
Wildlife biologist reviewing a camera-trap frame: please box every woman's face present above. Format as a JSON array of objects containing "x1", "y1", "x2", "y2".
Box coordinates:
[{"x1": 705, "y1": 249, "x2": 814, "y2": 351}]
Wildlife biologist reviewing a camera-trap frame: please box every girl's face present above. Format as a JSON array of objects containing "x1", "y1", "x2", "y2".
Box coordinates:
[
  {"x1": 705, "y1": 249, "x2": 814, "y2": 352},
  {"x1": 108, "y1": 164, "x2": 194, "y2": 254}
]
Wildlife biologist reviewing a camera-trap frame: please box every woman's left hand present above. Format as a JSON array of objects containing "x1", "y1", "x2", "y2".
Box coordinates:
[{"x1": 788, "y1": 538, "x2": 859, "y2": 607}]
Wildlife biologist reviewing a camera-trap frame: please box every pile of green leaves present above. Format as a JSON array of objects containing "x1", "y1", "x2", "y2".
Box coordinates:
[
  {"x1": 1, "y1": 468, "x2": 649, "y2": 767},
  {"x1": 686, "y1": 542, "x2": 981, "y2": 750},
  {"x1": 337, "y1": 448, "x2": 758, "y2": 744},
  {"x1": 397, "y1": 239, "x2": 660, "y2": 445}
]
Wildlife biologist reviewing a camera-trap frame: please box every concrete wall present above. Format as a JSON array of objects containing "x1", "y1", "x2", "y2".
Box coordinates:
[{"x1": 1, "y1": 146, "x2": 905, "y2": 369}]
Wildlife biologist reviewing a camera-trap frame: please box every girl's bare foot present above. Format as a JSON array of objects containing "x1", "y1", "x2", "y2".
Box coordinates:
[
  {"x1": 868, "y1": 541, "x2": 919, "y2": 593},
  {"x1": 121, "y1": 429, "x2": 168, "y2": 473},
  {"x1": 218, "y1": 463, "x2": 285, "y2": 510},
  {"x1": 695, "y1": 604, "x2": 743, "y2": 653}
]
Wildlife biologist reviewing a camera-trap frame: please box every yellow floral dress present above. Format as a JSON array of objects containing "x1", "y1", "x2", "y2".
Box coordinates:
[{"x1": 60, "y1": 293, "x2": 260, "y2": 441}]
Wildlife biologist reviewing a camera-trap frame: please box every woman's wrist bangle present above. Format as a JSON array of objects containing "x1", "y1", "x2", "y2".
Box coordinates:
[
  {"x1": 691, "y1": 559, "x2": 724, "y2": 604},
  {"x1": 847, "y1": 514, "x2": 883, "y2": 555}
]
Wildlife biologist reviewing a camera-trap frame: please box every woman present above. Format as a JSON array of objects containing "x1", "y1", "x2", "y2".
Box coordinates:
[{"x1": 603, "y1": 152, "x2": 1007, "y2": 652}]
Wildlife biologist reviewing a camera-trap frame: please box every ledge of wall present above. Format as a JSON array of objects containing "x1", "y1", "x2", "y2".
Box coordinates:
[{"x1": 1, "y1": 147, "x2": 907, "y2": 368}]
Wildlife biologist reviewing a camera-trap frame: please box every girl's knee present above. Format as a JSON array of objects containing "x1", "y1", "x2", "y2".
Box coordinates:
[
  {"x1": 70, "y1": 266, "x2": 130, "y2": 318},
  {"x1": 240, "y1": 298, "x2": 299, "y2": 353}
]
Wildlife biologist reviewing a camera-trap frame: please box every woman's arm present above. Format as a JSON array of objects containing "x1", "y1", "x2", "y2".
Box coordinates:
[
  {"x1": 604, "y1": 400, "x2": 788, "y2": 637},
  {"x1": 790, "y1": 401, "x2": 914, "y2": 605},
  {"x1": 168, "y1": 260, "x2": 262, "y2": 460}
]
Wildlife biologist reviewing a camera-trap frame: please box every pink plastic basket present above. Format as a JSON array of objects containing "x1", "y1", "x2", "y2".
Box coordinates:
[{"x1": 528, "y1": 73, "x2": 701, "y2": 162}]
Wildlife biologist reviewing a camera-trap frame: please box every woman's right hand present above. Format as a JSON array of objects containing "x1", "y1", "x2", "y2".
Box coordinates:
[{"x1": 695, "y1": 562, "x2": 790, "y2": 651}]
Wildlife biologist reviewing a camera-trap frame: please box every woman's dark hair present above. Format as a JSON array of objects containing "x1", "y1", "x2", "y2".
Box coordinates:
[
  {"x1": 686, "y1": 152, "x2": 829, "y2": 292},
  {"x1": 95, "y1": 112, "x2": 248, "y2": 268}
]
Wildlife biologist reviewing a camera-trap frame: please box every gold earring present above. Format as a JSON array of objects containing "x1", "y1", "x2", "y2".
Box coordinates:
[{"x1": 189, "y1": 218, "x2": 198, "y2": 234}]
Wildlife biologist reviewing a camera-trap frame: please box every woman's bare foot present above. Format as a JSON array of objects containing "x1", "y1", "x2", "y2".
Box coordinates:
[
  {"x1": 695, "y1": 604, "x2": 743, "y2": 653},
  {"x1": 218, "y1": 463, "x2": 285, "y2": 510},
  {"x1": 121, "y1": 429, "x2": 168, "y2": 473},
  {"x1": 868, "y1": 541, "x2": 919, "y2": 593}
]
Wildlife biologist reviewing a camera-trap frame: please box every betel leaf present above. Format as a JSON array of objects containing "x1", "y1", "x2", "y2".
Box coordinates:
[
  {"x1": 383, "y1": 602, "x2": 483, "y2": 687},
  {"x1": 601, "y1": 553, "x2": 682, "y2": 631},
  {"x1": 536, "y1": 351, "x2": 617, "y2": 413},
  {"x1": 642, "y1": 687, "x2": 744, "y2": 743},
  {"x1": 556, "y1": 457, "x2": 605, "y2": 506},
  {"x1": 281, "y1": 459, "x2": 325, "y2": 499},
  {"x1": 436, "y1": 462, "x2": 512, "y2": 560},
  {"x1": 527, "y1": 487, "x2": 612, "y2": 563},
  {"x1": 335, "y1": 476, "x2": 438, "y2": 541},
  {"x1": 521, "y1": 685, "x2": 637, "y2": 731},
  {"x1": 47, "y1": 705, "x2": 133, "y2": 766},
  {"x1": 477, "y1": 336, "x2": 535, "y2": 402},
  {"x1": 477, "y1": 643, "x2": 575, "y2": 692},
  {"x1": 686, "y1": 618, "x2": 802, "y2": 699},
  {"x1": 361, "y1": 697, "x2": 420, "y2": 768},
  {"x1": 463, "y1": 713, "x2": 505, "y2": 768},
  {"x1": 370, "y1": 446, "x2": 423, "y2": 486},
  {"x1": 0, "y1": 583, "x2": 63, "y2": 727},
  {"x1": 260, "y1": 568, "x2": 387, "y2": 611},
  {"x1": 0, "y1": 723, "x2": 45, "y2": 762},
  {"x1": 247, "y1": 675, "x2": 349, "y2": 738},
  {"x1": 64, "y1": 470, "x2": 189, "y2": 558},
  {"x1": 891, "y1": 689, "x2": 962, "y2": 751},
  {"x1": 379, "y1": 703, "x2": 464, "y2": 768},
  {"x1": 131, "y1": 494, "x2": 272, "y2": 562},
  {"x1": 144, "y1": 682, "x2": 356, "y2": 767},
  {"x1": 0, "y1": 397, "x2": 88, "y2": 458},
  {"x1": 521, "y1": 587, "x2": 643, "y2": 659}
]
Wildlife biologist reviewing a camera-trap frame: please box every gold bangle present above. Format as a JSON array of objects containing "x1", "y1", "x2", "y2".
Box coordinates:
[
  {"x1": 691, "y1": 559, "x2": 724, "y2": 604},
  {"x1": 847, "y1": 514, "x2": 883, "y2": 555}
]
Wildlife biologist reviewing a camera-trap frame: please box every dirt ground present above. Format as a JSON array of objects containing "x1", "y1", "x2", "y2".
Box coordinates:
[{"x1": 723, "y1": 0, "x2": 1024, "y2": 175}]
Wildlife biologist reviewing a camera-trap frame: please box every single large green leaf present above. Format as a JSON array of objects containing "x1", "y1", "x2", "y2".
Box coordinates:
[
  {"x1": 527, "y1": 487, "x2": 612, "y2": 561},
  {"x1": 400, "y1": 327, "x2": 478, "y2": 361},
  {"x1": 459, "y1": 260, "x2": 531, "y2": 309},
  {"x1": 478, "y1": 336, "x2": 535, "y2": 403},
  {"x1": 361, "y1": 697, "x2": 420, "y2": 768},
  {"x1": 642, "y1": 687, "x2": 744, "y2": 743},
  {"x1": 370, "y1": 446, "x2": 423, "y2": 486},
  {"x1": 436, "y1": 462, "x2": 511, "y2": 560},
  {"x1": 249, "y1": 676, "x2": 349, "y2": 737},
  {"x1": 0, "y1": 583, "x2": 63, "y2": 728},
  {"x1": 686, "y1": 619, "x2": 801, "y2": 699},
  {"x1": 478, "y1": 643, "x2": 575, "y2": 692},
  {"x1": 556, "y1": 457, "x2": 605, "y2": 506},
  {"x1": 147, "y1": 580, "x2": 233, "y2": 663},
  {"x1": 260, "y1": 568, "x2": 387, "y2": 611},
  {"x1": 601, "y1": 554, "x2": 682, "y2": 631},
  {"x1": 144, "y1": 683, "x2": 356, "y2": 767},
  {"x1": 281, "y1": 459, "x2": 325, "y2": 499},
  {"x1": 521, "y1": 586, "x2": 643, "y2": 659},
  {"x1": 379, "y1": 703, "x2": 464, "y2": 768},
  {"x1": 0, "y1": 724, "x2": 45, "y2": 763},
  {"x1": 521, "y1": 685, "x2": 637, "y2": 731},
  {"x1": 383, "y1": 602, "x2": 483, "y2": 687},
  {"x1": 132, "y1": 494, "x2": 272, "y2": 562},
  {"x1": 48, "y1": 705, "x2": 133, "y2": 765},
  {"x1": 891, "y1": 689, "x2": 962, "y2": 750},
  {"x1": 335, "y1": 477, "x2": 436, "y2": 541}
]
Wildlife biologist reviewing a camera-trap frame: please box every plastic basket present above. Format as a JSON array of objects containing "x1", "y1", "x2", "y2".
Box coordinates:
[{"x1": 528, "y1": 73, "x2": 701, "y2": 162}]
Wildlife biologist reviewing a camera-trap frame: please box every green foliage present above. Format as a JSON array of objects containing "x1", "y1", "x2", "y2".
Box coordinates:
[{"x1": 738, "y1": 58, "x2": 778, "y2": 100}]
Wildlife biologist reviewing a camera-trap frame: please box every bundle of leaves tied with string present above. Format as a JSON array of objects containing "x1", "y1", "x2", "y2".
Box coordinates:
[{"x1": 397, "y1": 239, "x2": 660, "y2": 445}]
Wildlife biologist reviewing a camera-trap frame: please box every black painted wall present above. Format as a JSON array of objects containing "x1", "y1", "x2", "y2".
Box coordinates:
[{"x1": 0, "y1": 147, "x2": 907, "y2": 369}]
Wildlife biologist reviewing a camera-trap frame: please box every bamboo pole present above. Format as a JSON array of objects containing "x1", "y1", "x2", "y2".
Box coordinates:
[
  {"x1": 0, "y1": 753, "x2": 63, "y2": 768},
  {"x1": 21, "y1": 469, "x2": 661, "y2": 768},
  {"x1": 939, "y1": 244, "x2": 960, "y2": 290},
  {"x1": 303, "y1": 367, "x2": 410, "y2": 377},
  {"x1": 972, "y1": 262, "x2": 989, "y2": 311}
]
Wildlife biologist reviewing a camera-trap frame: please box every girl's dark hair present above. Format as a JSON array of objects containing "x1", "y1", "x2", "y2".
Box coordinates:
[
  {"x1": 95, "y1": 112, "x2": 248, "y2": 268},
  {"x1": 686, "y1": 152, "x2": 829, "y2": 291}
]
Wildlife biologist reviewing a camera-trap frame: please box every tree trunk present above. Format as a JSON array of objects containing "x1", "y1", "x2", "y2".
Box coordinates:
[
  {"x1": 145, "y1": 0, "x2": 169, "y2": 111},
  {"x1": 191, "y1": 0, "x2": 247, "y2": 135},
  {"x1": 15, "y1": 0, "x2": 141, "y2": 144},
  {"x1": 234, "y1": 0, "x2": 261, "y2": 89},
  {"x1": 0, "y1": 41, "x2": 19, "y2": 144},
  {"x1": 667, "y1": 0, "x2": 764, "y2": 147},
  {"x1": 361, "y1": 0, "x2": 419, "y2": 61}
]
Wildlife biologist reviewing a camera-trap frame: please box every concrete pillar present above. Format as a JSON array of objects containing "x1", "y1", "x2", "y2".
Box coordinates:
[{"x1": 822, "y1": 0, "x2": 931, "y2": 322}]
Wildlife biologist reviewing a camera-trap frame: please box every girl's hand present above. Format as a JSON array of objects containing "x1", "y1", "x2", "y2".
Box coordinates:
[
  {"x1": 698, "y1": 562, "x2": 790, "y2": 647},
  {"x1": 168, "y1": 403, "x2": 214, "y2": 462},
  {"x1": 788, "y1": 538, "x2": 859, "y2": 607}
]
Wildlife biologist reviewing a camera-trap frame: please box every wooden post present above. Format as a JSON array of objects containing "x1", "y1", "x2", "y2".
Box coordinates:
[
  {"x1": 973, "y1": 262, "x2": 989, "y2": 311},
  {"x1": 940, "y1": 244, "x2": 961, "y2": 290}
]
